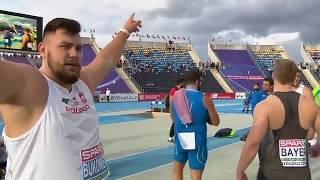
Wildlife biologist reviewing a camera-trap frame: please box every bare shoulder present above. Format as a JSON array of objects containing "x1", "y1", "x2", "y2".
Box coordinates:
[
  {"x1": 0, "y1": 63, "x2": 48, "y2": 137},
  {"x1": 299, "y1": 94, "x2": 318, "y2": 118},
  {"x1": 299, "y1": 94, "x2": 317, "y2": 108},
  {"x1": 14, "y1": 63, "x2": 48, "y2": 103},
  {"x1": 255, "y1": 95, "x2": 283, "y2": 115},
  {"x1": 0, "y1": 62, "x2": 48, "y2": 112},
  {"x1": 253, "y1": 100, "x2": 270, "y2": 117},
  {"x1": 303, "y1": 86, "x2": 314, "y2": 101},
  {"x1": 0, "y1": 61, "x2": 45, "y2": 100},
  {"x1": 261, "y1": 95, "x2": 281, "y2": 108}
]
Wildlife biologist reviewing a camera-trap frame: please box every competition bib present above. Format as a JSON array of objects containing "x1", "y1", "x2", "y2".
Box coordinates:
[
  {"x1": 178, "y1": 132, "x2": 195, "y2": 150},
  {"x1": 80, "y1": 143, "x2": 109, "y2": 180},
  {"x1": 279, "y1": 139, "x2": 307, "y2": 167},
  {"x1": 4, "y1": 39, "x2": 9, "y2": 43}
]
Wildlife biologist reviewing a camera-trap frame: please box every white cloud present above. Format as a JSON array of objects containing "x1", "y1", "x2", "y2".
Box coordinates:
[
  {"x1": 211, "y1": 30, "x2": 302, "y2": 61},
  {"x1": 1, "y1": 0, "x2": 317, "y2": 61},
  {"x1": 2, "y1": 0, "x2": 165, "y2": 31},
  {"x1": 243, "y1": 32, "x2": 300, "y2": 45},
  {"x1": 213, "y1": 30, "x2": 300, "y2": 45}
]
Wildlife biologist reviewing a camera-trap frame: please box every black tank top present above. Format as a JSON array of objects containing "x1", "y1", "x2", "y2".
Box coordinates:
[{"x1": 259, "y1": 91, "x2": 310, "y2": 180}]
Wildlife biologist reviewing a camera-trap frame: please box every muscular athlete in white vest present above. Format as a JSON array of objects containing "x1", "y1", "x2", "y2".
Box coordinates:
[{"x1": 0, "y1": 14, "x2": 142, "y2": 180}]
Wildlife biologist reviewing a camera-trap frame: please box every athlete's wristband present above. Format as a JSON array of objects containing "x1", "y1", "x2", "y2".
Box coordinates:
[{"x1": 119, "y1": 28, "x2": 130, "y2": 36}]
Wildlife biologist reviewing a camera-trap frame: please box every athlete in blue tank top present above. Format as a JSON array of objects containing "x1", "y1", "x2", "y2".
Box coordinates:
[
  {"x1": 171, "y1": 71, "x2": 220, "y2": 180},
  {"x1": 173, "y1": 89, "x2": 209, "y2": 169}
]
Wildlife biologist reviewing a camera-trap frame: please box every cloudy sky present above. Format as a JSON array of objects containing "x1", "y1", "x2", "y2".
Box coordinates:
[{"x1": 2, "y1": 0, "x2": 319, "y2": 61}]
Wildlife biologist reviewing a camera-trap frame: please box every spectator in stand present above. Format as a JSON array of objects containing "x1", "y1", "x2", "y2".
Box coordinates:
[
  {"x1": 221, "y1": 62, "x2": 224, "y2": 69},
  {"x1": 199, "y1": 64, "x2": 204, "y2": 74},
  {"x1": 212, "y1": 62, "x2": 215, "y2": 69},
  {"x1": 116, "y1": 59, "x2": 123, "y2": 68}
]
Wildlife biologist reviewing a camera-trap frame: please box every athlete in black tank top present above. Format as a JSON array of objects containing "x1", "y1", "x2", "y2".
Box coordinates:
[
  {"x1": 258, "y1": 92, "x2": 310, "y2": 180},
  {"x1": 236, "y1": 59, "x2": 318, "y2": 180}
]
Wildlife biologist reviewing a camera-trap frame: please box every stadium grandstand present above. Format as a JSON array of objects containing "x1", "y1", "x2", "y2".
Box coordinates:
[
  {"x1": 301, "y1": 43, "x2": 320, "y2": 87},
  {"x1": 248, "y1": 45, "x2": 288, "y2": 77},
  {"x1": 122, "y1": 40, "x2": 226, "y2": 93},
  {"x1": 1, "y1": 38, "x2": 316, "y2": 99},
  {"x1": 249, "y1": 45, "x2": 312, "y2": 88},
  {"x1": 0, "y1": 36, "x2": 229, "y2": 95},
  {"x1": 208, "y1": 44, "x2": 265, "y2": 92},
  {"x1": 208, "y1": 43, "x2": 314, "y2": 91},
  {"x1": 80, "y1": 39, "x2": 136, "y2": 94}
]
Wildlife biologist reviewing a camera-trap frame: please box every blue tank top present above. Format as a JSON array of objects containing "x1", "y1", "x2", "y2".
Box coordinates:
[{"x1": 172, "y1": 89, "x2": 210, "y2": 149}]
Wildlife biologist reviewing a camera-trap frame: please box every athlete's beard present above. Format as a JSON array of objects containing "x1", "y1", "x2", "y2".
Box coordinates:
[{"x1": 47, "y1": 54, "x2": 81, "y2": 84}]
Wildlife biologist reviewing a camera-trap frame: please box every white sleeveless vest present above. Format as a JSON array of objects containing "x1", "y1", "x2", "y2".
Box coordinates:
[{"x1": 3, "y1": 77, "x2": 108, "y2": 180}]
